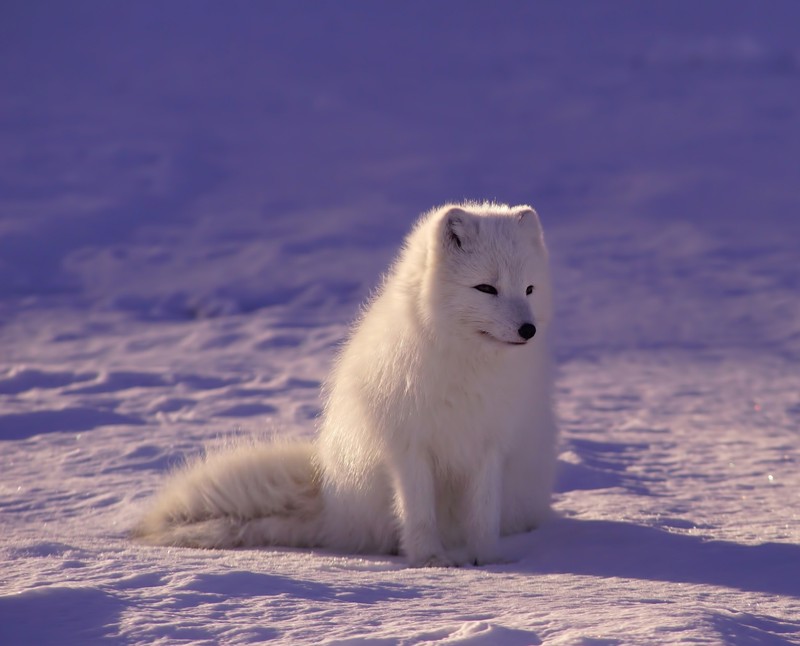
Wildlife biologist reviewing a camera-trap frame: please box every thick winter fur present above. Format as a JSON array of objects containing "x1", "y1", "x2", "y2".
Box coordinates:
[{"x1": 133, "y1": 202, "x2": 558, "y2": 567}]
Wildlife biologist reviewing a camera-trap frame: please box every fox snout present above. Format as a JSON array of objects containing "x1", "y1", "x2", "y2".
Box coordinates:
[{"x1": 518, "y1": 323, "x2": 536, "y2": 341}]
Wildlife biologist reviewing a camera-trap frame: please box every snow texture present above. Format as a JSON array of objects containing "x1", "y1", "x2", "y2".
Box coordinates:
[{"x1": 1, "y1": 1, "x2": 799, "y2": 644}]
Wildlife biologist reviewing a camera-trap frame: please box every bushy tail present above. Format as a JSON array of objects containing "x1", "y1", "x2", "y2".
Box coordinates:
[{"x1": 132, "y1": 440, "x2": 323, "y2": 549}]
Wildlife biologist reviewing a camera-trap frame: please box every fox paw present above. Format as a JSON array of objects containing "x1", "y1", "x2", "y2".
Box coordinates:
[
  {"x1": 408, "y1": 552, "x2": 458, "y2": 568},
  {"x1": 471, "y1": 553, "x2": 511, "y2": 567},
  {"x1": 464, "y1": 545, "x2": 510, "y2": 567}
]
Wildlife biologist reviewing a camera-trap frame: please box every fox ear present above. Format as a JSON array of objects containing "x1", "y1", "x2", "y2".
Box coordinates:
[
  {"x1": 517, "y1": 207, "x2": 546, "y2": 248},
  {"x1": 442, "y1": 207, "x2": 478, "y2": 252}
]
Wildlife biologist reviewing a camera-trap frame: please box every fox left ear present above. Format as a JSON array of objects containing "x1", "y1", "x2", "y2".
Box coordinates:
[
  {"x1": 442, "y1": 206, "x2": 479, "y2": 252},
  {"x1": 517, "y1": 207, "x2": 546, "y2": 249}
]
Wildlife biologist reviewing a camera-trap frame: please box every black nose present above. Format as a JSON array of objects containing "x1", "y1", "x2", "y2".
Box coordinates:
[{"x1": 518, "y1": 323, "x2": 536, "y2": 340}]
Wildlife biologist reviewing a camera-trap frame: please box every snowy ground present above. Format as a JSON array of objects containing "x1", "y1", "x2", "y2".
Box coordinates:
[{"x1": 1, "y1": 2, "x2": 799, "y2": 644}]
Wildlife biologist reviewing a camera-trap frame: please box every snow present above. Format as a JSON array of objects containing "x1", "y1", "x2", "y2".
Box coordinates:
[{"x1": 1, "y1": 1, "x2": 799, "y2": 643}]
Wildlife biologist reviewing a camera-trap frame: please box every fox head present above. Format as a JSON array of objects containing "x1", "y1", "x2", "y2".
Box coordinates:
[{"x1": 421, "y1": 202, "x2": 553, "y2": 347}]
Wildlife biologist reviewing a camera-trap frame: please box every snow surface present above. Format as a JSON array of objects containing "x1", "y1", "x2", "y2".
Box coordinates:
[{"x1": 2, "y1": 1, "x2": 799, "y2": 644}]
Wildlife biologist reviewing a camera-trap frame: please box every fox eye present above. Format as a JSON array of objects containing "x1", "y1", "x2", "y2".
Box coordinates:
[
  {"x1": 526, "y1": 285, "x2": 535, "y2": 295},
  {"x1": 473, "y1": 284, "x2": 498, "y2": 295}
]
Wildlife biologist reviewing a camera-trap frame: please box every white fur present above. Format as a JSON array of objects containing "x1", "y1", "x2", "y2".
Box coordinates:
[{"x1": 134, "y1": 202, "x2": 558, "y2": 567}]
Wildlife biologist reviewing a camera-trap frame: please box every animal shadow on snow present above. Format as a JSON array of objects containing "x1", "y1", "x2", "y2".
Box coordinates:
[
  {"x1": 531, "y1": 438, "x2": 800, "y2": 598},
  {"x1": 513, "y1": 517, "x2": 800, "y2": 598}
]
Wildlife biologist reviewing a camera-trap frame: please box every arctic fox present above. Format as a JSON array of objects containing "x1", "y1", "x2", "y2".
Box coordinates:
[{"x1": 134, "y1": 202, "x2": 558, "y2": 567}]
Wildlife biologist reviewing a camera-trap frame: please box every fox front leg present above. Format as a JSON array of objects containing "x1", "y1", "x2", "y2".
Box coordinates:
[
  {"x1": 391, "y1": 450, "x2": 455, "y2": 567},
  {"x1": 463, "y1": 450, "x2": 503, "y2": 566}
]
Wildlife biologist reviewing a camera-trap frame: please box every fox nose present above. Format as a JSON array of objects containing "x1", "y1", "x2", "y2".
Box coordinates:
[{"x1": 518, "y1": 323, "x2": 536, "y2": 340}]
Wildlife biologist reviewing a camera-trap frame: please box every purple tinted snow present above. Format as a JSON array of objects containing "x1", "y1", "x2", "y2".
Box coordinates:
[
  {"x1": 0, "y1": 586, "x2": 123, "y2": 645},
  {"x1": 181, "y1": 571, "x2": 420, "y2": 604},
  {"x1": 1, "y1": 2, "x2": 798, "y2": 359},
  {"x1": 0, "y1": 408, "x2": 145, "y2": 440},
  {"x1": 0, "y1": 4, "x2": 799, "y2": 642}
]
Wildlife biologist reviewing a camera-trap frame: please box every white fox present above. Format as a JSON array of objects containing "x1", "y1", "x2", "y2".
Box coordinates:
[{"x1": 134, "y1": 202, "x2": 558, "y2": 567}]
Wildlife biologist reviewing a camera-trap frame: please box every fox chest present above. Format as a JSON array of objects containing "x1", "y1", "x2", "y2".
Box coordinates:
[{"x1": 403, "y1": 362, "x2": 530, "y2": 456}]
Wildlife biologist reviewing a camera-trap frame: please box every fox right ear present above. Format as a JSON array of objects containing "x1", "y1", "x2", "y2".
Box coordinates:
[
  {"x1": 442, "y1": 207, "x2": 478, "y2": 252},
  {"x1": 517, "y1": 206, "x2": 546, "y2": 250}
]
